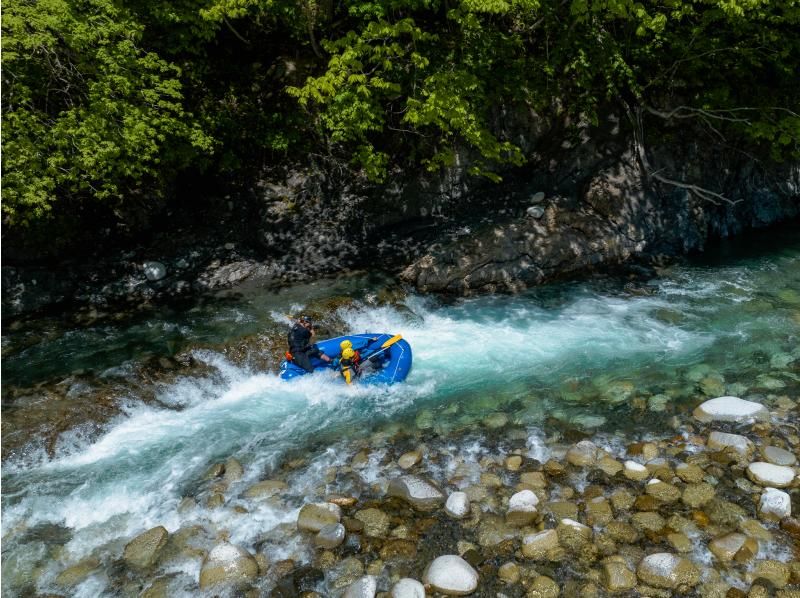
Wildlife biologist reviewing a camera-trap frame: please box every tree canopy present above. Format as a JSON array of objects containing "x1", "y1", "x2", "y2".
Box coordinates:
[{"x1": 3, "y1": 0, "x2": 799, "y2": 226}]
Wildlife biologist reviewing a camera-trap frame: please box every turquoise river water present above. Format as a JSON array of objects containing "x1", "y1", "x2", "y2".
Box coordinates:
[{"x1": 1, "y1": 227, "x2": 799, "y2": 596}]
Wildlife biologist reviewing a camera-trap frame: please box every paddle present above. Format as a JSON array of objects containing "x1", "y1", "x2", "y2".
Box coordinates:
[{"x1": 360, "y1": 334, "x2": 402, "y2": 361}]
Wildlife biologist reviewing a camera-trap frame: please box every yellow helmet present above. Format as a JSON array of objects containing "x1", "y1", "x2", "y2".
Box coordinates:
[
  {"x1": 340, "y1": 340, "x2": 353, "y2": 350},
  {"x1": 342, "y1": 347, "x2": 355, "y2": 360}
]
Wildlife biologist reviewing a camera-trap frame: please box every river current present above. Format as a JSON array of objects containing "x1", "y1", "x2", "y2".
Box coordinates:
[{"x1": 2, "y1": 227, "x2": 799, "y2": 596}]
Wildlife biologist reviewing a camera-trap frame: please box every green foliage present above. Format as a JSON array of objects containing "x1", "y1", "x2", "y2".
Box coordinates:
[{"x1": 2, "y1": 0, "x2": 798, "y2": 228}]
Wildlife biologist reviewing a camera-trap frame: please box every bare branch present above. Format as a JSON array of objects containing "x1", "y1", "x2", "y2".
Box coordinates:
[{"x1": 650, "y1": 172, "x2": 742, "y2": 206}]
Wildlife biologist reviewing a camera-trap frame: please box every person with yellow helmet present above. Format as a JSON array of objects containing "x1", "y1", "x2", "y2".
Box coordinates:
[{"x1": 337, "y1": 339, "x2": 362, "y2": 384}]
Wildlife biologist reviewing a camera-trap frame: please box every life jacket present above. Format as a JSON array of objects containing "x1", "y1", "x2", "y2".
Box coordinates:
[{"x1": 339, "y1": 350, "x2": 361, "y2": 384}]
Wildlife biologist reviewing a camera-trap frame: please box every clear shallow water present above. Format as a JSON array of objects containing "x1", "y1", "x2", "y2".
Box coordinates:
[{"x1": 2, "y1": 229, "x2": 800, "y2": 595}]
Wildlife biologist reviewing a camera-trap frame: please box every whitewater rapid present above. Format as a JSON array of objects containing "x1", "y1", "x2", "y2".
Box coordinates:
[{"x1": 3, "y1": 242, "x2": 799, "y2": 596}]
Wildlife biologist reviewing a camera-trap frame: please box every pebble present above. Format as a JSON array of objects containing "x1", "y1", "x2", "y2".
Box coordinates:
[
  {"x1": 749, "y1": 560, "x2": 791, "y2": 589},
  {"x1": 242, "y1": 480, "x2": 288, "y2": 500},
  {"x1": 143, "y1": 261, "x2": 167, "y2": 281},
  {"x1": 445, "y1": 492, "x2": 470, "y2": 519},
  {"x1": 528, "y1": 575, "x2": 559, "y2": 597},
  {"x1": 645, "y1": 479, "x2": 681, "y2": 502},
  {"x1": 762, "y1": 445, "x2": 797, "y2": 466},
  {"x1": 391, "y1": 578, "x2": 426, "y2": 598},
  {"x1": 505, "y1": 455, "x2": 523, "y2": 471},
  {"x1": 681, "y1": 482, "x2": 716, "y2": 508},
  {"x1": 422, "y1": 555, "x2": 479, "y2": 595},
  {"x1": 759, "y1": 487, "x2": 792, "y2": 520},
  {"x1": 398, "y1": 450, "x2": 422, "y2": 470},
  {"x1": 693, "y1": 396, "x2": 769, "y2": 423},
  {"x1": 746, "y1": 462, "x2": 796, "y2": 487}
]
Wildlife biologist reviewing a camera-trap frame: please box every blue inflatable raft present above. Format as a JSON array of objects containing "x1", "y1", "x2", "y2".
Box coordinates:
[{"x1": 279, "y1": 333, "x2": 412, "y2": 385}]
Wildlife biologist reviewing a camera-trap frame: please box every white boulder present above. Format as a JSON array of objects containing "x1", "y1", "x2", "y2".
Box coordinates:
[
  {"x1": 746, "y1": 462, "x2": 796, "y2": 488},
  {"x1": 423, "y1": 555, "x2": 479, "y2": 595},
  {"x1": 759, "y1": 488, "x2": 792, "y2": 520},
  {"x1": 693, "y1": 396, "x2": 769, "y2": 423}
]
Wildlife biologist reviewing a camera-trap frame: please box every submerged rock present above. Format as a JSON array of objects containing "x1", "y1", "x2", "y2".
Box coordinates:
[
  {"x1": 746, "y1": 462, "x2": 796, "y2": 487},
  {"x1": 602, "y1": 559, "x2": 637, "y2": 592},
  {"x1": 398, "y1": 450, "x2": 422, "y2": 470},
  {"x1": 143, "y1": 261, "x2": 167, "y2": 282},
  {"x1": 315, "y1": 523, "x2": 346, "y2": 548},
  {"x1": 343, "y1": 575, "x2": 378, "y2": 598},
  {"x1": 123, "y1": 526, "x2": 169, "y2": 570},
  {"x1": 623, "y1": 460, "x2": 649, "y2": 481},
  {"x1": 199, "y1": 543, "x2": 259, "y2": 589},
  {"x1": 693, "y1": 397, "x2": 769, "y2": 423},
  {"x1": 707, "y1": 431, "x2": 755, "y2": 461},
  {"x1": 522, "y1": 529, "x2": 560, "y2": 559},
  {"x1": 423, "y1": 555, "x2": 479, "y2": 595},
  {"x1": 55, "y1": 557, "x2": 101, "y2": 587},
  {"x1": 566, "y1": 440, "x2": 599, "y2": 466},
  {"x1": 243, "y1": 480, "x2": 288, "y2": 500},
  {"x1": 708, "y1": 532, "x2": 758, "y2": 562},
  {"x1": 297, "y1": 502, "x2": 342, "y2": 532},
  {"x1": 506, "y1": 489, "x2": 539, "y2": 526},
  {"x1": 636, "y1": 553, "x2": 700, "y2": 590},
  {"x1": 354, "y1": 508, "x2": 390, "y2": 537},
  {"x1": 387, "y1": 475, "x2": 445, "y2": 511}
]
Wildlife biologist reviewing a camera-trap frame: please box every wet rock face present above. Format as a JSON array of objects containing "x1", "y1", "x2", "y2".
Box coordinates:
[{"x1": 297, "y1": 502, "x2": 342, "y2": 532}]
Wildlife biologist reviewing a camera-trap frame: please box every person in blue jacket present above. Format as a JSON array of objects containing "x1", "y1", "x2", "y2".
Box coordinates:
[{"x1": 286, "y1": 316, "x2": 331, "y2": 373}]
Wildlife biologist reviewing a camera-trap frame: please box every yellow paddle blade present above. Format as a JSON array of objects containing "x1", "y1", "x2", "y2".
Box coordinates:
[
  {"x1": 343, "y1": 368, "x2": 352, "y2": 385},
  {"x1": 381, "y1": 334, "x2": 402, "y2": 348}
]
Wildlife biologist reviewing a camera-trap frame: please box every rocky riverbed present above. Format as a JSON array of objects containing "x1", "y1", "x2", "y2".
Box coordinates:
[{"x1": 6, "y1": 392, "x2": 799, "y2": 597}]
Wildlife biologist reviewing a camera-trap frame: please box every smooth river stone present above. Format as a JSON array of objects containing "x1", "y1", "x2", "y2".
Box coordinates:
[
  {"x1": 746, "y1": 462, "x2": 796, "y2": 487},
  {"x1": 521, "y1": 529, "x2": 560, "y2": 559},
  {"x1": 708, "y1": 532, "x2": 758, "y2": 562},
  {"x1": 636, "y1": 553, "x2": 700, "y2": 590},
  {"x1": 391, "y1": 578, "x2": 426, "y2": 598},
  {"x1": 623, "y1": 460, "x2": 649, "y2": 481},
  {"x1": 423, "y1": 555, "x2": 479, "y2": 595},
  {"x1": 566, "y1": 440, "x2": 599, "y2": 466},
  {"x1": 297, "y1": 502, "x2": 342, "y2": 532},
  {"x1": 387, "y1": 475, "x2": 445, "y2": 511},
  {"x1": 506, "y1": 490, "x2": 539, "y2": 526},
  {"x1": 759, "y1": 488, "x2": 792, "y2": 520},
  {"x1": 444, "y1": 492, "x2": 470, "y2": 519},
  {"x1": 344, "y1": 576, "x2": 378, "y2": 598},
  {"x1": 199, "y1": 543, "x2": 258, "y2": 589},
  {"x1": 693, "y1": 396, "x2": 769, "y2": 423},
  {"x1": 762, "y1": 445, "x2": 797, "y2": 466},
  {"x1": 398, "y1": 450, "x2": 422, "y2": 470},
  {"x1": 315, "y1": 523, "x2": 346, "y2": 548},
  {"x1": 707, "y1": 431, "x2": 755, "y2": 460}
]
